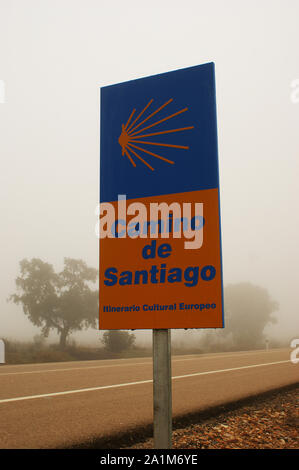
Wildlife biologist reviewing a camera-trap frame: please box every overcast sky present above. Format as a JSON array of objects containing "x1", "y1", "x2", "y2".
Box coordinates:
[{"x1": 0, "y1": 0, "x2": 298, "y2": 345}]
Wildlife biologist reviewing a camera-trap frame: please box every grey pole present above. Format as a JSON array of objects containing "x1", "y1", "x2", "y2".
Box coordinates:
[
  {"x1": 153, "y1": 329, "x2": 172, "y2": 449},
  {"x1": 0, "y1": 339, "x2": 5, "y2": 364}
]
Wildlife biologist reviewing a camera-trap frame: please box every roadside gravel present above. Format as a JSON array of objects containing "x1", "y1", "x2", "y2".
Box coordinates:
[{"x1": 129, "y1": 386, "x2": 298, "y2": 449}]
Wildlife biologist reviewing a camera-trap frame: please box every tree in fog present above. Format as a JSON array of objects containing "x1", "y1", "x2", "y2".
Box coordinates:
[
  {"x1": 10, "y1": 258, "x2": 98, "y2": 349},
  {"x1": 224, "y1": 282, "x2": 278, "y2": 349},
  {"x1": 101, "y1": 330, "x2": 136, "y2": 353}
]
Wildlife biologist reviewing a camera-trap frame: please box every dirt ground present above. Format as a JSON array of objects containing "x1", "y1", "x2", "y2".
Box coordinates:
[{"x1": 129, "y1": 386, "x2": 298, "y2": 449}]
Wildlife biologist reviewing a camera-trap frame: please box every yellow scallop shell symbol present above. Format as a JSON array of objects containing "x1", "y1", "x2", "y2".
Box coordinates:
[{"x1": 118, "y1": 98, "x2": 194, "y2": 171}]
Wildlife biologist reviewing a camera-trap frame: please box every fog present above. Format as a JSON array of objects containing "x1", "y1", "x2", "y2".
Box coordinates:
[{"x1": 0, "y1": 0, "x2": 298, "y2": 348}]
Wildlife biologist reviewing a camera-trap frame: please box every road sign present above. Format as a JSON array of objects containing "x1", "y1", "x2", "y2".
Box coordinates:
[{"x1": 99, "y1": 62, "x2": 223, "y2": 330}]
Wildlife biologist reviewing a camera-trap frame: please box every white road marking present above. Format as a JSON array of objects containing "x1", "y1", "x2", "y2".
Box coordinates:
[
  {"x1": 0, "y1": 350, "x2": 289, "y2": 377},
  {"x1": 0, "y1": 361, "x2": 152, "y2": 376},
  {"x1": 0, "y1": 360, "x2": 291, "y2": 404}
]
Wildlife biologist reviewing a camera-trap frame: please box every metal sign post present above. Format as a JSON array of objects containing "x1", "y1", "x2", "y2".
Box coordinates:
[{"x1": 153, "y1": 329, "x2": 172, "y2": 449}]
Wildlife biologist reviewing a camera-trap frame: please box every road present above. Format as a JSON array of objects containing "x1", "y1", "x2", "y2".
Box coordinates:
[{"x1": 0, "y1": 348, "x2": 297, "y2": 448}]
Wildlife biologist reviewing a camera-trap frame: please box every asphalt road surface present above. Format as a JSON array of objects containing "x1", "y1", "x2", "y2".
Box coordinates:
[{"x1": 0, "y1": 348, "x2": 298, "y2": 448}]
